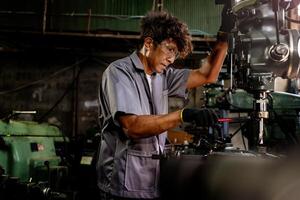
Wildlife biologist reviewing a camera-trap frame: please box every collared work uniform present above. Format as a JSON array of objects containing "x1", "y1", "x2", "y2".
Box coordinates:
[{"x1": 97, "y1": 51, "x2": 189, "y2": 199}]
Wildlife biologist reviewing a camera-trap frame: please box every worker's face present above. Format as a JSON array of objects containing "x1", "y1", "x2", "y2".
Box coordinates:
[{"x1": 148, "y1": 38, "x2": 179, "y2": 73}]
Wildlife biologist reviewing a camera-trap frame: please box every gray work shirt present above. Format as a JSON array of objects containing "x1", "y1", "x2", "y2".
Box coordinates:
[{"x1": 97, "y1": 51, "x2": 190, "y2": 199}]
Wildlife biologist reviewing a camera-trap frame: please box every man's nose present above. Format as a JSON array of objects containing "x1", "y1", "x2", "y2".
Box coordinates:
[{"x1": 167, "y1": 56, "x2": 175, "y2": 64}]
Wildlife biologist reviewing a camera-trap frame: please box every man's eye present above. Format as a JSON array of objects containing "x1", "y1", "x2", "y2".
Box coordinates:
[{"x1": 168, "y1": 48, "x2": 175, "y2": 52}]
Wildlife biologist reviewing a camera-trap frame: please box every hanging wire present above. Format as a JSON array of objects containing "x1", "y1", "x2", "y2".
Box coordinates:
[
  {"x1": 0, "y1": 57, "x2": 88, "y2": 96},
  {"x1": 37, "y1": 63, "x2": 83, "y2": 123}
]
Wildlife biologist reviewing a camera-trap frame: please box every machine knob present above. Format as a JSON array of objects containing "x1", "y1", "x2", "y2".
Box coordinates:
[{"x1": 268, "y1": 43, "x2": 289, "y2": 62}]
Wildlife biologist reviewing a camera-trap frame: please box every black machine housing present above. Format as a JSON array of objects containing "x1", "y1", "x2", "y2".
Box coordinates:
[{"x1": 228, "y1": 0, "x2": 300, "y2": 92}]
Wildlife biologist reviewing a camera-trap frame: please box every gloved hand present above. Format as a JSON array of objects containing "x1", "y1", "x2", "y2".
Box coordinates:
[
  {"x1": 181, "y1": 108, "x2": 218, "y2": 127},
  {"x1": 219, "y1": 4, "x2": 235, "y2": 33}
]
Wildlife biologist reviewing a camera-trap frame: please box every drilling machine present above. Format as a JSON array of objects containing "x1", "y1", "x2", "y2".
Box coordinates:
[
  {"x1": 205, "y1": 0, "x2": 300, "y2": 154},
  {"x1": 160, "y1": 1, "x2": 300, "y2": 199}
]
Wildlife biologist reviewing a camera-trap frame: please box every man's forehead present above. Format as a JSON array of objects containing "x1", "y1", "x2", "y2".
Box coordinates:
[{"x1": 160, "y1": 38, "x2": 178, "y2": 47}]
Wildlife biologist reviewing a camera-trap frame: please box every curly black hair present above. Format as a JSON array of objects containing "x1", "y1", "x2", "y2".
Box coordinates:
[{"x1": 140, "y1": 10, "x2": 193, "y2": 58}]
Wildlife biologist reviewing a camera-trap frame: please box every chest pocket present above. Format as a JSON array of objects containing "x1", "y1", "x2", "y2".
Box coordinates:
[
  {"x1": 152, "y1": 89, "x2": 169, "y2": 115},
  {"x1": 125, "y1": 149, "x2": 159, "y2": 191},
  {"x1": 161, "y1": 89, "x2": 169, "y2": 114}
]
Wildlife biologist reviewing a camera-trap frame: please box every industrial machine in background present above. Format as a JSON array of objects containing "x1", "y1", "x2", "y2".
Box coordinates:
[
  {"x1": 0, "y1": 111, "x2": 100, "y2": 200},
  {"x1": 0, "y1": 111, "x2": 68, "y2": 199}
]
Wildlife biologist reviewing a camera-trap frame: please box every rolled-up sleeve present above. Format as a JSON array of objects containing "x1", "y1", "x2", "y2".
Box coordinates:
[{"x1": 102, "y1": 64, "x2": 142, "y2": 126}]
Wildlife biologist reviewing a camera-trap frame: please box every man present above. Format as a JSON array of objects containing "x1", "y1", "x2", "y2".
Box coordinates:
[{"x1": 97, "y1": 10, "x2": 232, "y2": 200}]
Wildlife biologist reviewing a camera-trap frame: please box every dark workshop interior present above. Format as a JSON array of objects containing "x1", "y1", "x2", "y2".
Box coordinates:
[{"x1": 0, "y1": 0, "x2": 300, "y2": 199}]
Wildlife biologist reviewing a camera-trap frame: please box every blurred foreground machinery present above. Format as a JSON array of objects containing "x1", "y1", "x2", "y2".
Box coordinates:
[{"x1": 160, "y1": 151, "x2": 300, "y2": 200}]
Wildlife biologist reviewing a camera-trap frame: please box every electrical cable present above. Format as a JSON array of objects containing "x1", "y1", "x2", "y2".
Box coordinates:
[
  {"x1": 38, "y1": 64, "x2": 82, "y2": 123},
  {"x1": 230, "y1": 122, "x2": 247, "y2": 139},
  {"x1": 92, "y1": 57, "x2": 110, "y2": 66},
  {"x1": 0, "y1": 57, "x2": 88, "y2": 95},
  {"x1": 239, "y1": 112, "x2": 247, "y2": 150}
]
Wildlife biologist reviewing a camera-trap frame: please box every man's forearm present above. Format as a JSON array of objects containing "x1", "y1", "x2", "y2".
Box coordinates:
[
  {"x1": 187, "y1": 41, "x2": 228, "y2": 88},
  {"x1": 119, "y1": 110, "x2": 182, "y2": 139},
  {"x1": 207, "y1": 41, "x2": 228, "y2": 74}
]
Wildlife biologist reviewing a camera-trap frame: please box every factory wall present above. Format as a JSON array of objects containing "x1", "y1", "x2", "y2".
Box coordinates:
[
  {"x1": 0, "y1": 50, "x2": 103, "y2": 137},
  {"x1": 0, "y1": 0, "x2": 217, "y2": 138},
  {"x1": 0, "y1": 0, "x2": 222, "y2": 34}
]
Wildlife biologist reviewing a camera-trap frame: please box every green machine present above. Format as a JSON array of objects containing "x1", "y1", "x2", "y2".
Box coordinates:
[{"x1": 0, "y1": 119, "x2": 68, "y2": 184}]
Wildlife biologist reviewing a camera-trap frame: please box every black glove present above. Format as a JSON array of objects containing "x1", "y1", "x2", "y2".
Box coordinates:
[
  {"x1": 181, "y1": 108, "x2": 218, "y2": 127},
  {"x1": 219, "y1": 4, "x2": 235, "y2": 33}
]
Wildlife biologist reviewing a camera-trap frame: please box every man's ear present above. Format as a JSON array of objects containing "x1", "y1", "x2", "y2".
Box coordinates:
[{"x1": 144, "y1": 37, "x2": 153, "y2": 49}]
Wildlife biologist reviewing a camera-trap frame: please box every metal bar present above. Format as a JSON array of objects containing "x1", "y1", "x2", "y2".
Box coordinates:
[
  {"x1": 0, "y1": 11, "x2": 38, "y2": 15},
  {"x1": 152, "y1": 0, "x2": 164, "y2": 11},
  {"x1": 0, "y1": 29, "x2": 216, "y2": 42},
  {"x1": 0, "y1": 10, "x2": 144, "y2": 19},
  {"x1": 87, "y1": 9, "x2": 91, "y2": 34},
  {"x1": 42, "y1": 0, "x2": 48, "y2": 34}
]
